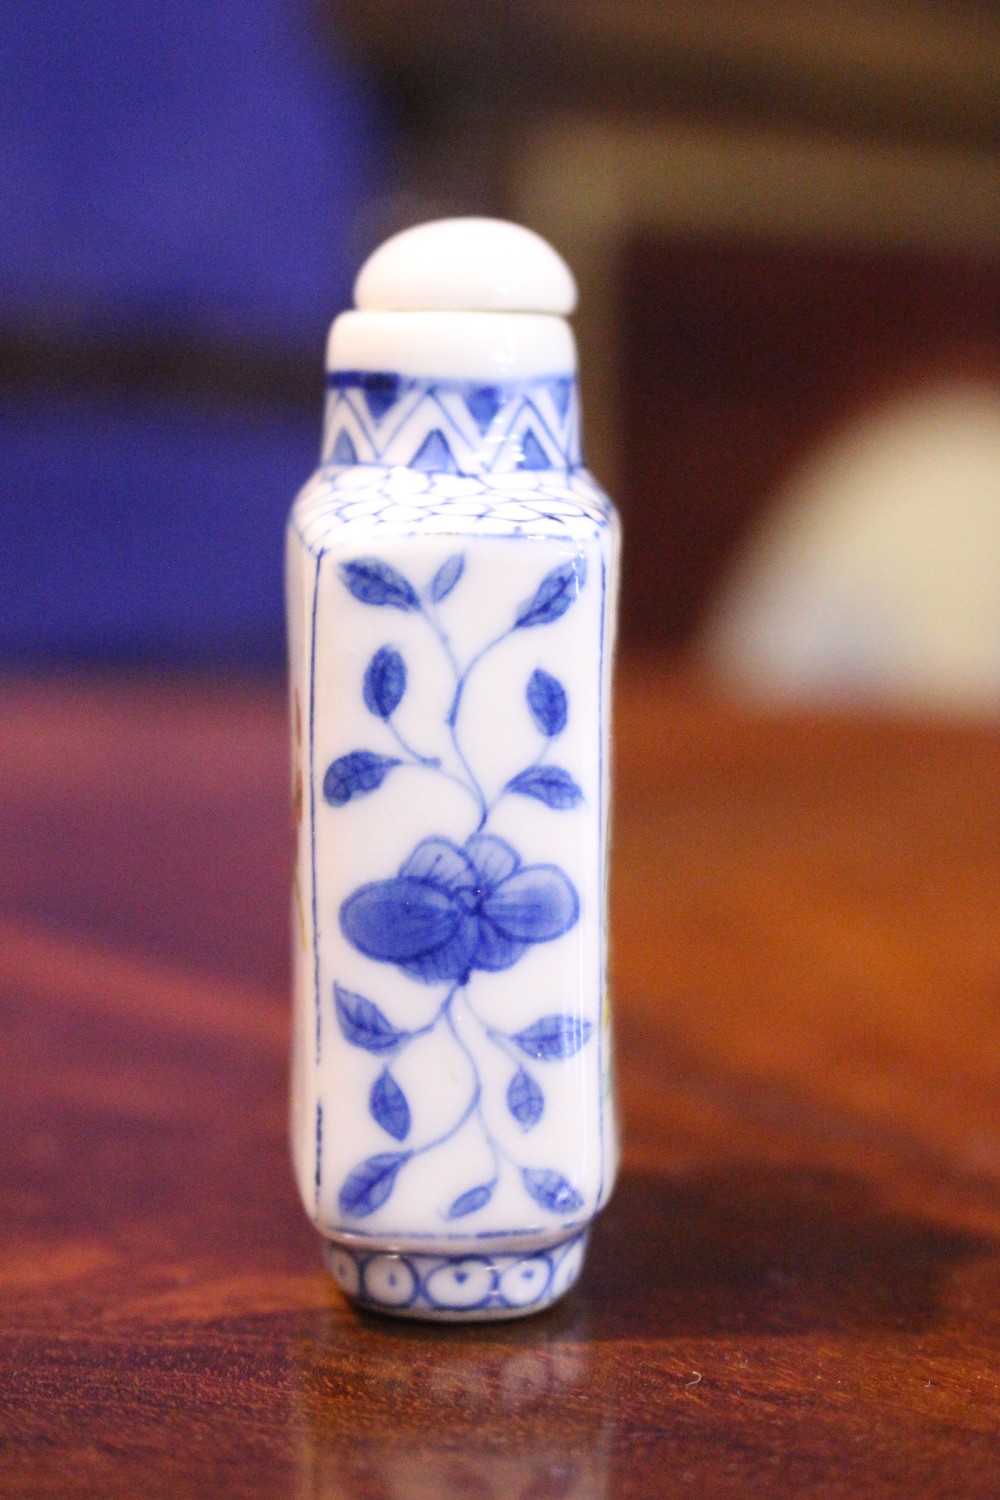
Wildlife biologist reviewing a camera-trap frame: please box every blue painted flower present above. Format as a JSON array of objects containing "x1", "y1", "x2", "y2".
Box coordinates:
[{"x1": 341, "y1": 834, "x2": 579, "y2": 985}]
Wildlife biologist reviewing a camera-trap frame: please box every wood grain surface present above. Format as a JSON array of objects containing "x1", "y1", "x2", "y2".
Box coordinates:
[{"x1": 2, "y1": 663, "x2": 999, "y2": 1498}]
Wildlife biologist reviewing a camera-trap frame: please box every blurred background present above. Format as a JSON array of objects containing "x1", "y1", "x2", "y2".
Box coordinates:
[
  {"x1": 5, "y1": 6, "x2": 1000, "y2": 1478},
  {"x1": 3, "y1": 0, "x2": 1000, "y2": 704}
]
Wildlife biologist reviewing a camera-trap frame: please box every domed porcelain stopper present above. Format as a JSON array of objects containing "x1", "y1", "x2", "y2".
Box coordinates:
[
  {"x1": 328, "y1": 218, "x2": 578, "y2": 380},
  {"x1": 354, "y1": 217, "x2": 577, "y2": 313}
]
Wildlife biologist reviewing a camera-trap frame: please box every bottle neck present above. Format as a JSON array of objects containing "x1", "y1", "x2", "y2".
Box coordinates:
[{"x1": 321, "y1": 371, "x2": 582, "y2": 476}]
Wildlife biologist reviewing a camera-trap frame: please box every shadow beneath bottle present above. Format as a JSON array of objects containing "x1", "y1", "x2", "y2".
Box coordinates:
[
  {"x1": 582, "y1": 1163, "x2": 995, "y2": 1341},
  {"x1": 291, "y1": 1164, "x2": 995, "y2": 1498}
]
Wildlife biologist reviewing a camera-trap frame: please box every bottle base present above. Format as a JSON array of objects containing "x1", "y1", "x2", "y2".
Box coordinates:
[{"x1": 321, "y1": 1229, "x2": 589, "y2": 1321}]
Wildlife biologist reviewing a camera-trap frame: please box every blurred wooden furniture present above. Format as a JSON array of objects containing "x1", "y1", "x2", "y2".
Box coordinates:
[
  {"x1": 612, "y1": 230, "x2": 1000, "y2": 648},
  {"x1": 334, "y1": 0, "x2": 1000, "y2": 213},
  {"x1": 2, "y1": 664, "x2": 1000, "y2": 1496},
  {"x1": 334, "y1": 2, "x2": 1000, "y2": 494},
  {"x1": 518, "y1": 128, "x2": 1000, "y2": 555},
  {"x1": 335, "y1": 1, "x2": 1000, "y2": 654}
]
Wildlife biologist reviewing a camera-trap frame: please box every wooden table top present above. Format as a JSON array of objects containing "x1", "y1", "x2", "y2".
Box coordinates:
[{"x1": 2, "y1": 663, "x2": 999, "y2": 1498}]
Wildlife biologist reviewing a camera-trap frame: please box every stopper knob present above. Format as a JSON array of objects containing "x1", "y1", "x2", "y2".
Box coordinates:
[{"x1": 354, "y1": 218, "x2": 577, "y2": 316}]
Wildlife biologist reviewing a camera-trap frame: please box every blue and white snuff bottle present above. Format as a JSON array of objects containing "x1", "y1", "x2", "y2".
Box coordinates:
[{"x1": 286, "y1": 218, "x2": 620, "y2": 1319}]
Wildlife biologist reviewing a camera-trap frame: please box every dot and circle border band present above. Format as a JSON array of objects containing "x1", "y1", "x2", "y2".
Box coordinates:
[{"x1": 322, "y1": 1229, "x2": 588, "y2": 1318}]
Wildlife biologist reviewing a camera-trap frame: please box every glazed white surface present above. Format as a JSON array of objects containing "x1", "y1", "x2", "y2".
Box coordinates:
[
  {"x1": 327, "y1": 310, "x2": 576, "y2": 382},
  {"x1": 353, "y1": 217, "x2": 577, "y2": 315},
  {"x1": 288, "y1": 218, "x2": 618, "y2": 1306},
  {"x1": 288, "y1": 491, "x2": 619, "y2": 1255}
]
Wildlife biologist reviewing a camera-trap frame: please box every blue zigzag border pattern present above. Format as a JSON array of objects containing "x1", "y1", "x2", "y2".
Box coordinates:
[{"x1": 322, "y1": 372, "x2": 581, "y2": 476}]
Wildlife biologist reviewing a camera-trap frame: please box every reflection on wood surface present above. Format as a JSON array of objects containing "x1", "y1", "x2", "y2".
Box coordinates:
[{"x1": 1, "y1": 661, "x2": 999, "y2": 1496}]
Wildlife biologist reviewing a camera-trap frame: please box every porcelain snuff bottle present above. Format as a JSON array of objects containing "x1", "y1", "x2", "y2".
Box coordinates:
[{"x1": 286, "y1": 218, "x2": 621, "y2": 1319}]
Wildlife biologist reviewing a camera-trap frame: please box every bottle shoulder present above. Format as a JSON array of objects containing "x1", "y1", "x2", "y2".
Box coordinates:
[{"x1": 289, "y1": 462, "x2": 619, "y2": 556}]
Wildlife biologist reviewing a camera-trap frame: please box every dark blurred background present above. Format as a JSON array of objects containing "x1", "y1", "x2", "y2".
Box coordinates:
[{"x1": 3, "y1": 0, "x2": 999, "y2": 693}]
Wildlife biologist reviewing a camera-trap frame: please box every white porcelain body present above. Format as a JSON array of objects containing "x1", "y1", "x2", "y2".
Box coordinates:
[{"x1": 287, "y1": 360, "x2": 619, "y2": 1319}]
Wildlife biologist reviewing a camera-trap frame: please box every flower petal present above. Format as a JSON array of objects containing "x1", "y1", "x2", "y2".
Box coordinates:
[
  {"x1": 481, "y1": 865, "x2": 579, "y2": 943},
  {"x1": 399, "y1": 837, "x2": 477, "y2": 893},
  {"x1": 464, "y1": 833, "x2": 519, "y2": 890},
  {"x1": 341, "y1": 877, "x2": 460, "y2": 966},
  {"x1": 473, "y1": 917, "x2": 527, "y2": 972},
  {"x1": 402, "y1": 912, "x2": 480, "y2": 983}
]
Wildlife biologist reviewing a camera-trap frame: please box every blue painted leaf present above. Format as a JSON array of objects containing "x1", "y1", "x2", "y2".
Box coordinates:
[
  {"x1": 323, "y1": 751, "x2": 401, "y2": 807},
  {"x1": 521, "y1": 1167, "x2": 585, "y2": 1215},
  {"x1": 507, "y1": 1067, "x2": 544, "y2": 1130},
  {"x1": 514, "y1": 558, "x2": 587, "y2": 628},
  {"x1": 369, "y1": 1068, "x2": 411, "y2": 1141},
  {"x1": 334, "y1": 984, "x2": 410, "y2": 1054},
  {"x1": 505, "y1": 765, "x2": 583, "y2": 809},
  {"x1": 428, "y1": 552, "x2": 465, "y2": 603},
  {"x1": 446, "y1": 1183, "x2": 494, "y2": 1219},
  {"x1": 363, "y1": 646, "x2": 406, "y2": 719},
  {"x1": 339, "y1": 1152, "x2": 410, "y2": 1217},
  {"x1": 526, "y1": 668, "x2": 567, "y2": 736},
  {"x1": 512, "y1": 1015, "x2": 593, "y2": 1061},
  {"x1": 340, "y1": 558, "x2": 420, "y2": 610}
]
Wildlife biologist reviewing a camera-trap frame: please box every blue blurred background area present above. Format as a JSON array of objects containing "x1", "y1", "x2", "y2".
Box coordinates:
[
  {"x1": 1, "y1": 0, "x2": 383, "y2": 664},
  {"x1": 4, "y1": 0, "x2": 998, "y2": 691}
]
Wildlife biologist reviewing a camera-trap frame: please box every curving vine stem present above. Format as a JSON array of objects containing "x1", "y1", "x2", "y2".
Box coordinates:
[{"x1": 324, "y1": 549, "x2": 593, "y2": 1221}]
